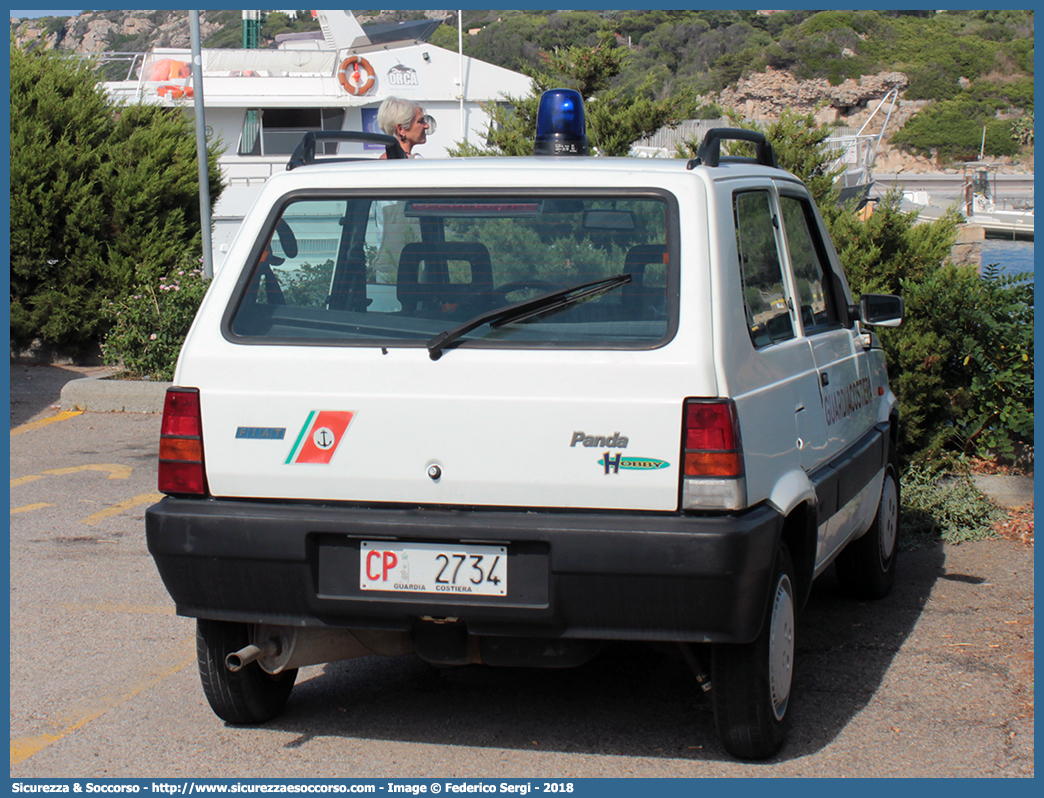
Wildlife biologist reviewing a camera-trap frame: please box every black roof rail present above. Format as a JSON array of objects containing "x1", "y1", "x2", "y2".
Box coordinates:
[
  {"x1": 686, "y1": 128, "x2": 777, "y2": 170},
  {"x1": 287, "y1": 130, "x2": 402, "y2": 170}
]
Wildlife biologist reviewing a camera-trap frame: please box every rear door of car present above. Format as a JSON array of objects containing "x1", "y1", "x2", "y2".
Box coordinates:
[
  {"x1": 776, "y1": 187, "x2": 879, "y2": 562},
  {"x1": 727, "y1": 184, "x2": 823, "y2": 508}
]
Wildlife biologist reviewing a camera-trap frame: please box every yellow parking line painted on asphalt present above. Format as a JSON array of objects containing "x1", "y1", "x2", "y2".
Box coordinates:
[
  {"x1": 10, "y1": 410, "x2": 83, "y2": 436},
  {"x1": 10, "y1": 474, "x2": 46, "y2": 487},
  {"x1": 12, "y1": 464, "x2": 134, "y2": 489},
  {"x1": 10, "y1": 503, "x2": 53, "y2": 515},
  {"x1": 43, "y1": 463, "x2": 134, "y2": 480},
  {"x1": 10, "y1": 648, "x2": 196, "y2": 767},
  {"x1": 82, "y1": 493, "x2": 164, "y2": 526},
  {"x1": 10, "y1": 734, "x2": 63, "y2": 766}
]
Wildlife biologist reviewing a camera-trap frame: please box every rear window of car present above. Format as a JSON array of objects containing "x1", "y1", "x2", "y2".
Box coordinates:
[{"x1": 225, "y1": 190, "x2": 677, "y2": 351}]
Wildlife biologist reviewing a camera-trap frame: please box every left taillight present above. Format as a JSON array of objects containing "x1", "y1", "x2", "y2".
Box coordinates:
[
  {"x1": 680, "y1": 398, "x2": 747, "y2": 511},
  {"x1": 158, "y1": 387, "x2": 207, "y2": 496}
]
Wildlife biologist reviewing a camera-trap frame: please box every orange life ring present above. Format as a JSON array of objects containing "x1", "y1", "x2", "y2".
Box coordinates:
[
  {"x1": 157, "y1": 84, "x2": 194, "y2": 100},
  {"x1": 337, "y1": 56, "x2": 375, "y2": 95}
]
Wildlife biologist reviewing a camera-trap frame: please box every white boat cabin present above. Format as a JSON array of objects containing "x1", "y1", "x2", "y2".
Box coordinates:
[{"x1": 100, "y1": 11, "x2": 534, "y2": 267}]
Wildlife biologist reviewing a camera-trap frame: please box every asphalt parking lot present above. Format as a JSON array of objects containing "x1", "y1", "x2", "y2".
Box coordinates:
[{"x1": 8, "y1": 363, "x2": 1035, "y2": 778}]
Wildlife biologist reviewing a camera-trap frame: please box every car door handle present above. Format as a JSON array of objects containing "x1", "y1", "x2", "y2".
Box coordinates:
[{"x1": 820, "y1": 372, "x2": 830, "y2": 387}]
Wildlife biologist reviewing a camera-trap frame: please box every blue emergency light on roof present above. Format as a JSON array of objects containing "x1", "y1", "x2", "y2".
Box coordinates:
[{"x1": 534, "y1": 89, "x2": 589, "y2": 156}]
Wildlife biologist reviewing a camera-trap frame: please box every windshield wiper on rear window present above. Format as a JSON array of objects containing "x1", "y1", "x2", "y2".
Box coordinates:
[{"x1": 426, "y1": 273, "x2": 631, "y2": 360}]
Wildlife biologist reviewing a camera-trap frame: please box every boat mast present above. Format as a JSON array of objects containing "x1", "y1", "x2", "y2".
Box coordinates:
[
  {"x1": 458, "y1": 10, "x2": 465, "y2": 142},
  {"x1": 242, "y1": 10, "x2": 263, "y2": 48}
]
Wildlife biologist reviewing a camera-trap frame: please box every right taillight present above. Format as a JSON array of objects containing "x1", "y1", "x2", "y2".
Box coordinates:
[
  {"x1": 158, "y1": 387, "x2": 207, "y2": 496},
  {"x1": 681, "y1": 398, "x2": 746, "y2": 511}
]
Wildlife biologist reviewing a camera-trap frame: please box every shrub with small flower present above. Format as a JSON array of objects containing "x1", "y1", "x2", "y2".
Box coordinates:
[{"x1": 101, "y1": 258, "x2": 211, "y2": 380}]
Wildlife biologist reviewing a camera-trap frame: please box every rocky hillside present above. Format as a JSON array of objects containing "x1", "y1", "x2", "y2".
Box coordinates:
[
  {"x1": 10, "y1": 10, "x2": 223, "y2": 53},
  {"x1": 713, "y1": 66, "x2": 1031, "y2": 174},
  {"x1": 9, "y1": 9, "x2": 454, "y2": 53},
  {"x1": 716, "y1": 67, "x2": 909, "y2": 122}
]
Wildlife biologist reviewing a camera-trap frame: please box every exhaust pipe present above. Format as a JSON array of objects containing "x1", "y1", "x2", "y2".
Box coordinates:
[
  {"x1": 226, "y1": 639, "x2": 279, "y2": 672},
  {"x1": 226, "y1": 626, "x2": 414, "y2": 674}
]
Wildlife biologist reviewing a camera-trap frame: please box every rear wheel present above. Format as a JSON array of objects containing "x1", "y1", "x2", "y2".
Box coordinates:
[
  {"x1": 196, "y1": 619, "x2": 297, "y2": 724},
  {"x1": 711, "y1": 544, "x2": 796, "y2": 759},
  {"x1": 835, "y1": 458, "x2": 899, "y2": 600}
]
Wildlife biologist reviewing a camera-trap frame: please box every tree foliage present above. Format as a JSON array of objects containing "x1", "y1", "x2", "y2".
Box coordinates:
[
  {"x1": 439, "y1": 9, "x2": 1033, "y2": 105},
  {"x1": 451, "y1": 11, "x2": 604, "y2": 72},
  {"x1": 9, "y1": 44, "x2": 225, "y2": 354},
  {"x1": 438, "y1": 9, "x2": 1033, "y2": 163},
  {"x1": 448, "y1": 29, "x2": 696, "y2": 157}
]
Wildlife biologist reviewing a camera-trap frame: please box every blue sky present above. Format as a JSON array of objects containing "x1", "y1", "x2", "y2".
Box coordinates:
[{"x1": 10, "y1": 9, "x2": 83, "y2": 18}]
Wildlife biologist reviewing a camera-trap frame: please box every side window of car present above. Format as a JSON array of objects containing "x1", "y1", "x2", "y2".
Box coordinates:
[
  {"x1": 734, "y1": 190, "x2": 793, "y2": 348},
  {"x1": 779, "y1": 195, "x2": 841, "y2": 333},
  {"x1": 251, "y1": 206, "x2": 336, "y2": 310}
]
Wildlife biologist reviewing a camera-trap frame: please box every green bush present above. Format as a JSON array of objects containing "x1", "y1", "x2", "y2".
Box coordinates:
[
  {"x1": 903, "y1": 63, "x2": 964, "y2": 102},
  {"x1": 826, "y1": 195, "x2": 960, "y2": 460},
  {"x1": 9, "y1": 43, "x2": 224, "y2": 355},
  {"x1": 900, "y1": 464, "x2": 1004, "y2": 547},
  {"x1": 772, "y1": 19, "x2": 870, "y2": 84},
  {"x1": 896, "y1": 261, "x2": 1033, "y2": 462},
  {"x1": 101, "y1": 259, "x2": 211, "y2": 380},
  {"x1": 1011, "y1": 113, "x2": 1034, "y2": 146},
  {"x1": 950, "y1": 264, "x2": 1034, "y2": 461},
  {"x1": 892, "y1": 80, "x2": 1031, "y2": 161},
  {"x1": 830, "y1": 195, "x2": 1034, "y2": 463}
]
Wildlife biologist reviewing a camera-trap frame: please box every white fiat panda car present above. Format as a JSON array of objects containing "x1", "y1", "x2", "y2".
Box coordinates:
[{"x1": 146, "y1": 92, "x2": 904, "y2": 760}]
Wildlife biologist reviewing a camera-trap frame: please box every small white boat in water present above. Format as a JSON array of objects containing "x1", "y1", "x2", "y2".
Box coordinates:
[
  {"x1": 959, "y1": 162, "x2": 1034, "y2": 240},
  {"x1": 900, "y1": 163, "x2": 1034, "y2": 241}
]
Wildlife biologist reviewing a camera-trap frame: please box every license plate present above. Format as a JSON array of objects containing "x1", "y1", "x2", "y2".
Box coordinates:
[{"x1": 359, "y1": 541, "x2": 507, "y2": 596}]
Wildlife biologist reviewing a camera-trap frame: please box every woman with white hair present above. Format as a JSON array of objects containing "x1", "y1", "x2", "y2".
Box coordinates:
[{"x1": 377, "y1": 96, "x2": 433, "y2": 158}]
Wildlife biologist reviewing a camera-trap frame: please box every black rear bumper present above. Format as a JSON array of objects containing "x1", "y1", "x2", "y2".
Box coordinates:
[{"x1": 145, "y1": 498, "x2": 783, "y2": 644}]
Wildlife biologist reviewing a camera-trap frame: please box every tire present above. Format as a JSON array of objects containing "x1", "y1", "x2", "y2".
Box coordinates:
[
  {"x1": 711, "y1": 544, "x2": 796, "y2": 760},
  {"x1": 835, "y1": 457, "x2": 899, "y2": 600},
  {"x1": 196, "y1": 619, "x2": 297, "y2": 724}
]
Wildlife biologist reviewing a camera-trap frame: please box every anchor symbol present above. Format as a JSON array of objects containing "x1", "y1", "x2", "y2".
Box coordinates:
[{"x1": 312, "y1": 426, "x2": 336, "y2": 450}]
